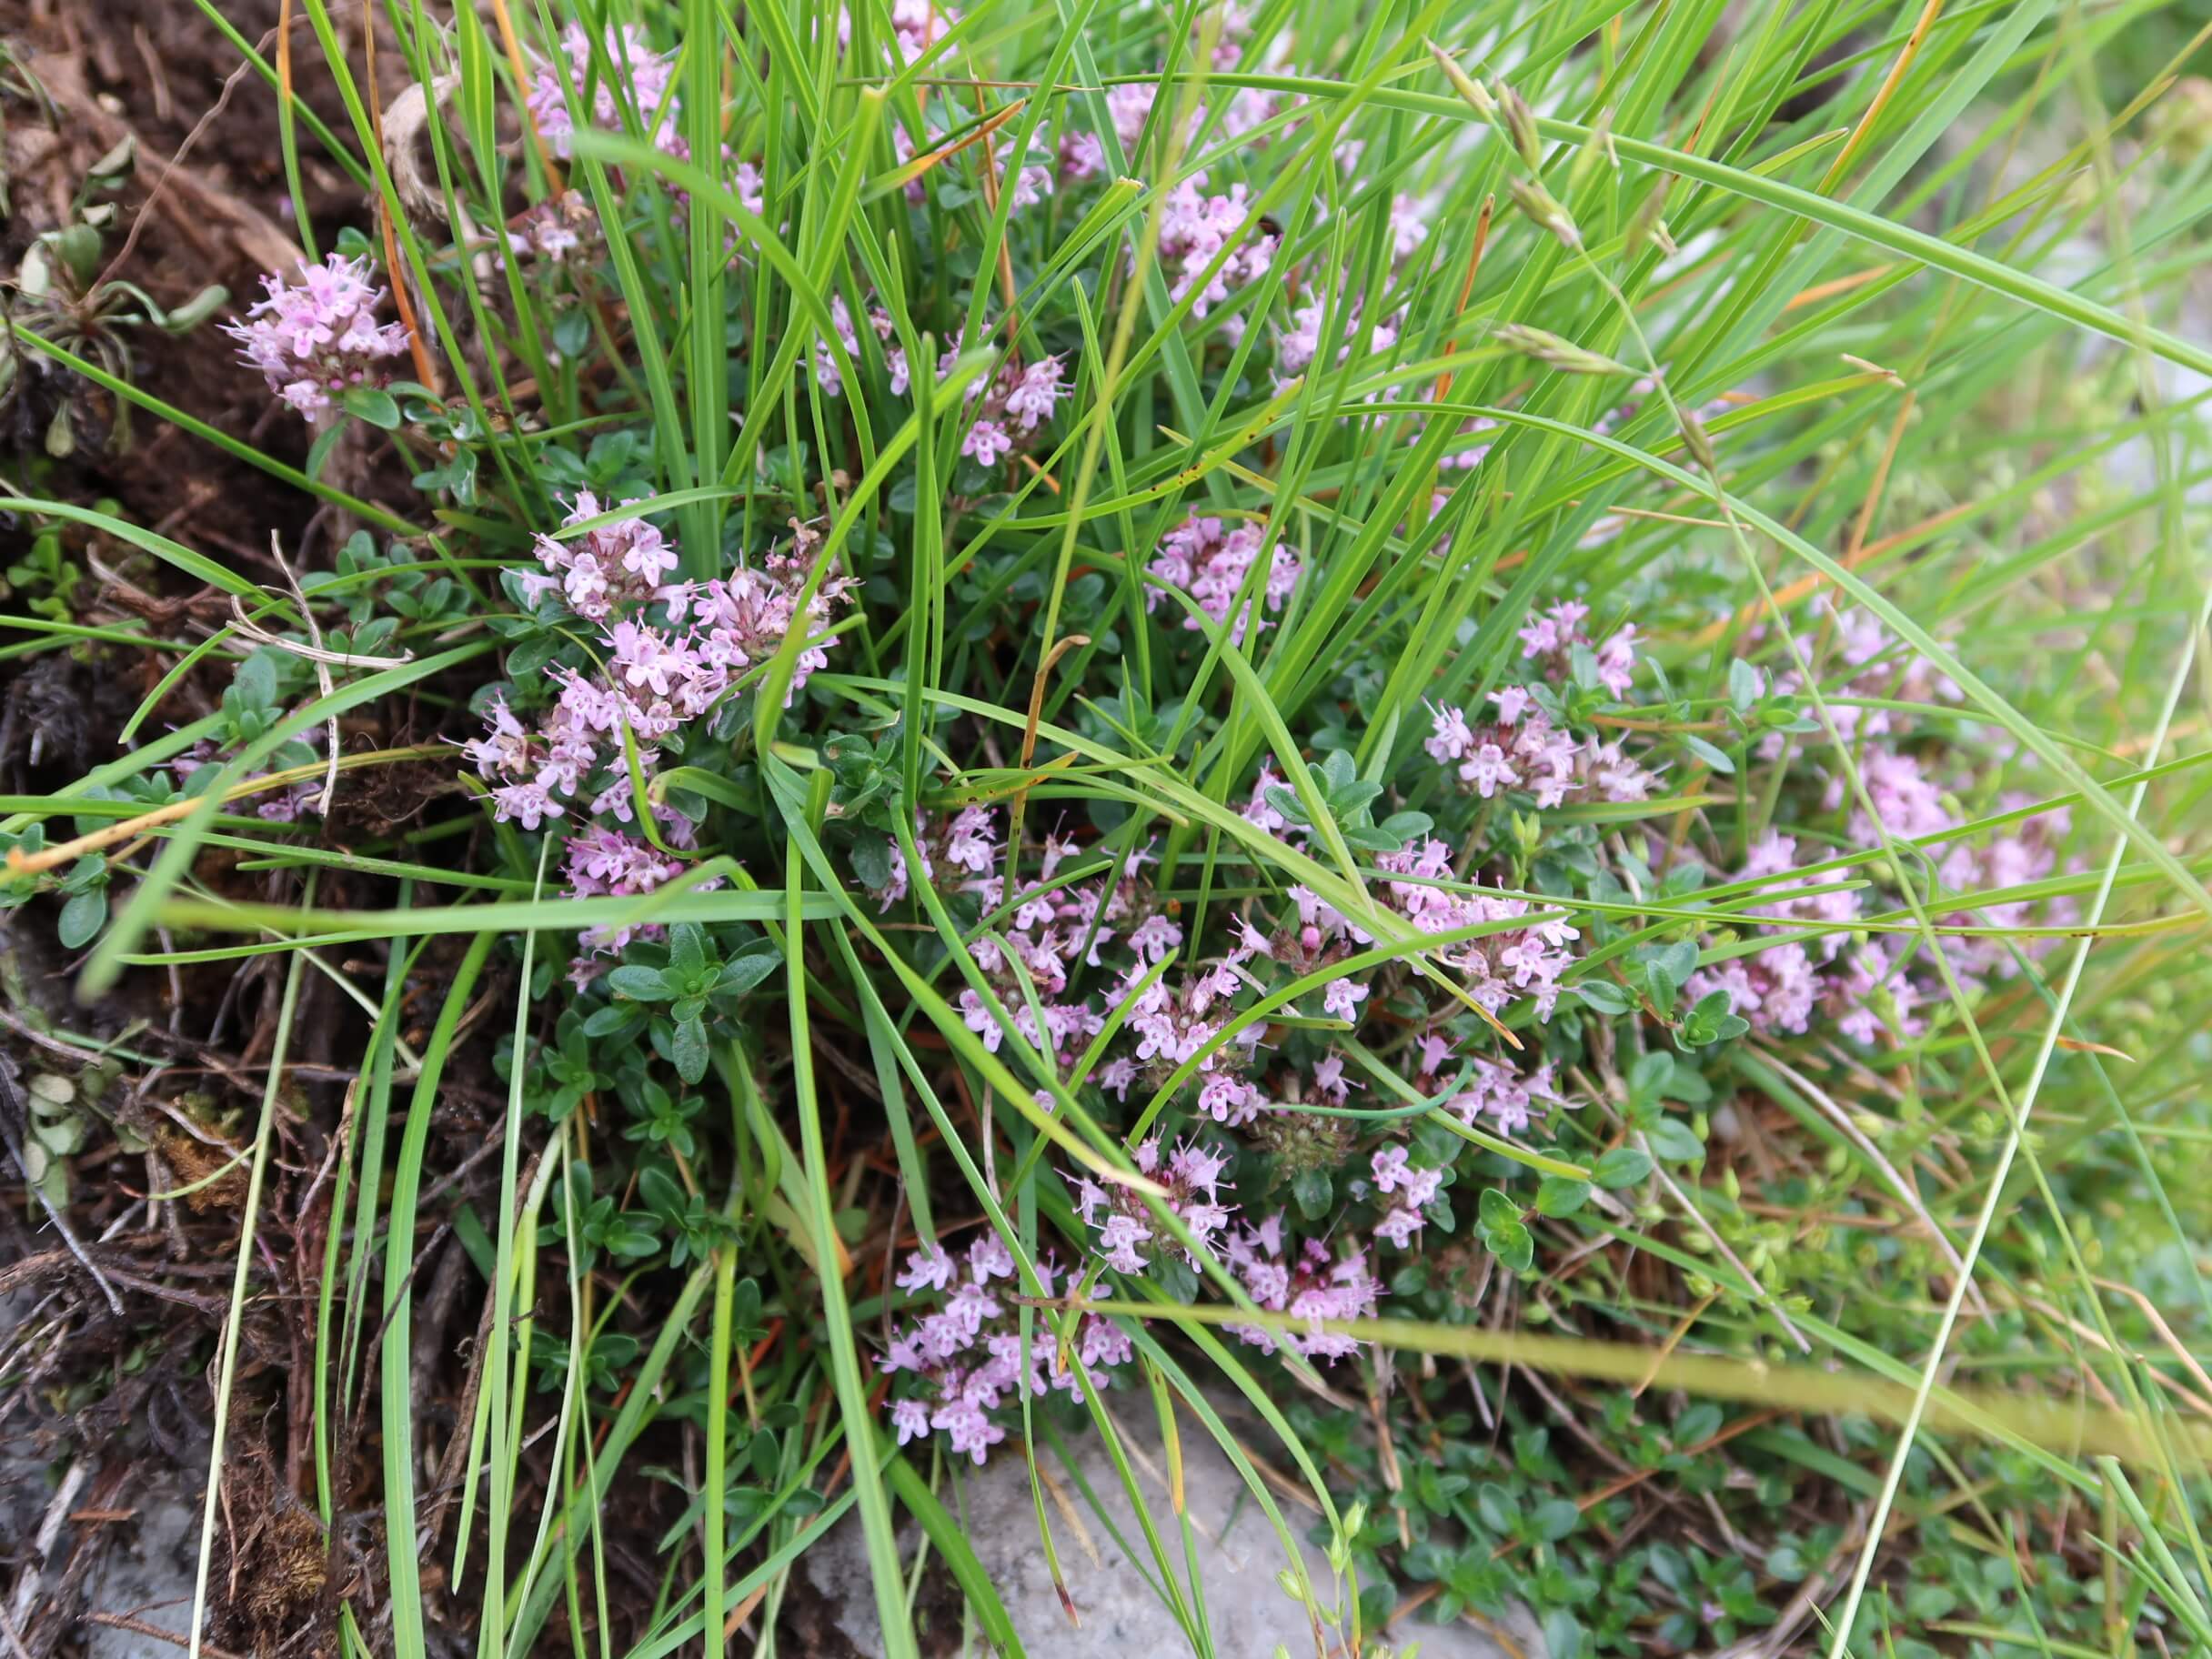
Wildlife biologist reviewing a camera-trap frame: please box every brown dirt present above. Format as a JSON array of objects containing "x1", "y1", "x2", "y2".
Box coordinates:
[
  {"x1": 0, "y1": 5, "x2": 423, "y2": 1656},
  {"x1": 0, "y1": 5, "x2": 855, "y2": 1653},
  {"x1": 0, "y1": 0, "x2": 378, "y2": 555}
]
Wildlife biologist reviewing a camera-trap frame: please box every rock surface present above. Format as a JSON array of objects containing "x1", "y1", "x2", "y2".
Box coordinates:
[
  {"x1": 0, "y1": 1441, "x2": 202, "y2": 1659},
  {"x1": 0, "y1": 1285, "x2": 204, "y2": 1659},
  {"x1": 78, "y1": 1478, "x2": 202, "y2": 1659},
  {"x1": 802, "y1": 1412, "x2": 1543, "y2": 1659}
]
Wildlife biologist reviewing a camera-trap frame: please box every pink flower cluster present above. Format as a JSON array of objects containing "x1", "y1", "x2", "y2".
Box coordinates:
[
  {"x1": 948, "y1": 347, "x2": 1067, "y2": 472},
  {"x1": 880, "y1": 1236, "x2": 1132, "y2": 1463},
  {"x1": 1146, "y1": 513, "x2": 1302, "y2": 641},
  {"x1": 1684, "y1": 607, "x2": 2076, "y2": 1043},
  {"x1": 1373, "y1": 841, "x2": 1581, "y2": 1018},
  {"x1": 1156, "y1": 179, "x2": 1275, "y2": 335},
  {"x1": 1104, "y1": 67, "x2": 1282, "y2": 159},
  {"x1": 881, "y1": 815, "x2": 1209, "y2": 1081},
  {"x1": 1518, "y1": 598, "x2": 1640, "y2": 698},
  {"x1": 838, "y1": 0, "x2": 959, "y2": 67},
  {"x1": 1687, "y1": 795, "x2": 2075, "y2": 1045},
  {"x1": 850, "y1": 700, "x2": 1621, "y2": 1459},
  {"x1": 1090, "y1": 69, "x2": 1282, "y2": 341},
  {"x1": 1073, "y1": 1138, "x2": 1235, "y2": 1274},
  {"x1": 505, "y1": 193, "x2": 598, "y2": 265},
  {"x1": 1758, "y1": 604, "x2": 1960, "y2": 760},
  {"x1": 1938, "y1": 799, "x2": 2075, "y2": 980},
  {"x1": 1276, "y1": 296, "x2": 1404, "y2": 378},
  {"x1": 1440, "y1": 1053, "x2": 1564, "y2": 1136},
  {"x1": 1424, "y1": 689, "x2": 1653, "y2": 809},
  {"x1": 1687, "y1": 828, "x2": 1910, "y2": 1041},
  {"x1": 223, "y1": 254, "x2": 408, "y2": 425},
  {"x1": 1100, "y1": 940, "x2": 1272, "y2": 1124},
  {"x1": 468, "y1": 498, "x2": 847, "y2": 968},
  {"x1": 992, "y1": 136, "x2": 1057, "y2": 212},
  {"x1": 528, "y1": 25, "x2": 682, "y2": 159},
  {"x1": 841, "y1": 0, "x2": 964, "y2": 207},
  {"x1": 812, "y1": 301, "x2": 1068, "y2": 471},
  {"x1": 1368, "y1": 1143, "x2": 1443, "y2": 1247},
  {"x1": 1270, "y1": 185, "x2": 1425, "y2": 380},
  {"x1": 1222, "y1": 1214, "x2": 1382, "y2": 1362},
  {"x1": 522, "y1": 489, "x2": 681, "y2": 620},
  {"x1": 813, "y1": 294, "x2": 890, "y2": 400}
]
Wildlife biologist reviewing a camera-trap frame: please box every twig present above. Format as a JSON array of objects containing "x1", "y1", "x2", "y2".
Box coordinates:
[
  {"x1": 276, "y1": 534, "x2": 335, "y2": 813},
  {"x1": 2093, "y1": 1276, "x2": 2212, "y2": 1411},
  {"x1": 8, "y1": 1458, "x2": 86, "y2": 1634},
  {"x1": 83, "y1": 1614, "x2": 246, "y2": 1659},
  {"x1": 93, "y1": 42, "x2": 261, "y2": 292},
  {"x1": 4, "y1": 745, "x2": 443, "y2": 876},
  {"x1": 0, "y1": 1005, "x2": 107, "y2": 1063},
  {"x1": 1639, "y1": 1132, "x2": 1811, "y2": 1353},
  {"x1": 223, "y1": 597, "x2": 413, "y2": 671}
]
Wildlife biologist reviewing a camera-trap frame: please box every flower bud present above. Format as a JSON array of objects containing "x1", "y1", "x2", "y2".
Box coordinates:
[
  {"x1": 1678, "y1": 404, "x2": 1718, "y2": 473},
  {"x1": 1625, "y1": 181, "x2": 1674, "y2": 257},
  {"x1": 1425, "y1": 38, "x2": 1495, "y2": 116},
  {"x1": 1499, "y1": 81, "x2": 1543, "y2": 170},
  {"x1": 1496, "y1": 324, "x2": 1631, "y2": 376},
  {"x1": 1507, "y1": 176, "x2": 1581, "y2": 249}
]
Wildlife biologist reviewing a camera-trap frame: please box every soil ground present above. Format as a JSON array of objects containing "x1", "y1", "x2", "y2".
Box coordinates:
[{"x1": 3, "y1": 5, "x2": 503, "y2": 1655}]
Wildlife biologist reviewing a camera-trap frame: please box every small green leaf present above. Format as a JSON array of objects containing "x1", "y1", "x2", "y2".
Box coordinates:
[
  {"x1": 1534, "y1": 1176, "x2": 1592, "y2": 1218},
  {"x1": 1628, "y1": 1050, "x2": 1674, "y2": 1105},
  {"x1": 506, "y1": 633, "x2": 563, "y2": 680},
  {"x1": 1680, "y1": 733, "x2": 1735, "y2": 773},
  {"x1": 1651, "y1": 940, "x2": 1699, "y2": 989},
  {"x1": 1646, "y1": 1116, "x2": 1705, "y2": 1162},
  {"x1": 1573, "y1": 980, "x2": 1629, "y2": 1015},
  {"x1": 56, "y1": 888, "x2": 106, "y2": 949},
  {"x1": 341, "y1": 386, "x2": 402, "y2": 429},
  {"x1": 607, "y1": 964, "x2": 675, "y2": 1001},
  {"x1": 1728, "y1": 658, "x2": 1763, "y2": 713},
  {"x1": 1488, "y1": 1220, "x2": 1534, "y2": 1272},
  {"x1": 1477, "y1": 1187, "x2": 1520, "y2": 1232},
  {"x1": 669, "y1": 1015, "x2": 709, "y2": 1084},
  {"x1": 581, "y1": 1002, "x2": 644, "y2": 1038},
  {"x1": 1476, "y1": 1483, "x2": 1515, "y2": 1533},
  {"x1": 1592, "y1": 1147, "x2": 1653, "y2": 1189},
  {"x1": 55, "y1": 223, "x2": 105, "y2": 284},
  {"x1": 232, "y1": 649, "x2": 280, "y2": 712},
  {"x1": 1674, "y1": 1403, "x2": 1724, "y2": 1445},
  {"x1": 669, "y1": 923, "x2": 708, "y2": 980},
  {"x1": 850, "y1": 838, "x2": 892, "y2": 890},
  {"x1": 713, "y1": 942, "x2": 780, "y2": 998},
  {"x1": 305, "y1": 421, "x2": 348, "y2": 481},
  {"x1": 637, "y1": 1164, "x2": 685, "y2": 1214},
  {"x1": 1532, "y1": 1497, "x2": 1580, "y2": 1541},
  {"x1": 163, "y1": 284, "x2": 229, "y2": 333}
]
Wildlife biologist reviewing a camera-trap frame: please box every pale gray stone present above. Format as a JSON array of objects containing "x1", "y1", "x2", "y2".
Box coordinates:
[
  {"x1": 801, "y1": 1411, "x2": 1543, "y2": 1659},
  {"x1": 80, "y1": 1479, "x2": 201, "y2": 1659}
]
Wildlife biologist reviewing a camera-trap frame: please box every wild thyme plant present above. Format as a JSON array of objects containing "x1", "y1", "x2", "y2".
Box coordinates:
[{"x1": 3, "y1": 1, "x2": 2209, "y2": 1657}]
